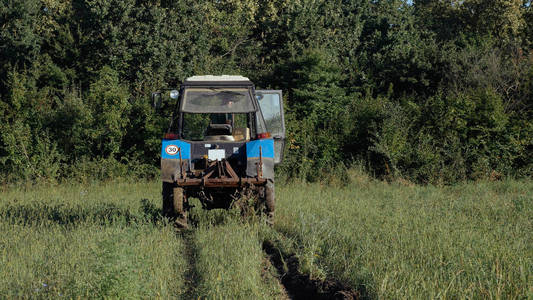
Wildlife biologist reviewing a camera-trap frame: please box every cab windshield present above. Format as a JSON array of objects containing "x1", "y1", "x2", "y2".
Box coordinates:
[{"x1": 181, "y1": 88, "x2": 255, "y2": 113}]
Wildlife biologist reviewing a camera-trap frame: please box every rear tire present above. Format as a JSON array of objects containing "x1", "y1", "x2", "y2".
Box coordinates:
[
  {"x1": 162, "y1": 182, "x2": 188, "y2": 228},
  {"x1": 173, "y1": 186, "x2": 188, "y2": 228},
  {"x1": 162, "y1": 182, "x2": 174, "y2": 218},
  {"x1": 264, "y1": 179, "x2": 275, "y2": 225}
]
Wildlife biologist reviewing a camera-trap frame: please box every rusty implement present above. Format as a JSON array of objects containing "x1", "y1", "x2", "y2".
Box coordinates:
[
  {"x1": 178, "y1": 147, "x2": 184, "y2": 180},
  {"x1": 175, "y1": 159, "x2": 266, "y2": 188},
  {"x1": 256, "y1": 146, "x2": 263, "y2": 179}
]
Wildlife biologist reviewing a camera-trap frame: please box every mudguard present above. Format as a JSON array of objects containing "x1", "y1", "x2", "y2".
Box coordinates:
[
  {"x1": 161, "y1": 139, "x2": 190, "y2": 183},
  {"x1": 246, "y1": 139, "x2": 275, "y2": 179}
]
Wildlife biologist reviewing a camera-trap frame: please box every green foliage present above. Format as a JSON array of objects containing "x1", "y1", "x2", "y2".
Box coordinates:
[
  {"x1": 414, "y1": 0, "x2": 527, "y2": 44},
  {"x1": 0, "y1": 70, "x2": 63, "y2": 182},
  {"x1": 86, "y1": 66, "x2": 131, "y2": 158},
  {"x1": 0, "y1": 0, "x2": 532, "y2": 183},
  {"x1": 278, "y1": 50, "x2": 352, "y2": 180},
  {"x1": 373, "y1": 88, "x2": 525, "y2": 183}
]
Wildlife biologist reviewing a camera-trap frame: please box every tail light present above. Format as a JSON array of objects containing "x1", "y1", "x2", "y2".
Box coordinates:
[
  {"x1": 164, "y1": 133, "x2": 180, "y2": 140},
  {"x1": 256, "y1": 132, "x2": 271, "y2": 139}
]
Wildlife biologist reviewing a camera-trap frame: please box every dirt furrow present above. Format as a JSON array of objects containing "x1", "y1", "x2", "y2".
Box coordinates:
[{"x1": 262, "y1": 240, "x2": 367, "y2": 300}]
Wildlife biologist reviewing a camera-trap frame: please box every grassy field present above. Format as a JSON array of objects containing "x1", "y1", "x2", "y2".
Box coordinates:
[
  {"x1": 275, "y1": 172, "x2": 533, "y2": 299},
  {"x1": 0, "y1": 173, "x2": 531, "y2": 299}
]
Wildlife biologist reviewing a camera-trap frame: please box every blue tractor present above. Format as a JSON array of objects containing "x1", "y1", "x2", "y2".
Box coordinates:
[{"x1": 153, "y1": 76, "x2": 285, "y2": 227}]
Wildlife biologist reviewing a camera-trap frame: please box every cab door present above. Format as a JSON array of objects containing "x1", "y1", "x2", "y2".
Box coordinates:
[{"x1": 255, "y1": 90, "x2": 285, "y2": 164}]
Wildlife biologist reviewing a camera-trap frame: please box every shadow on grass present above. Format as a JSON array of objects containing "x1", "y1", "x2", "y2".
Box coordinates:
[
  {"x1": 0, "y1": 199, "x2": 165, "y2": 226},
  {"x1": 187, "y1": 198, "x2": 239, "y2": 228},
  {"x1": 186, "y1": 197, "x2": 270, "y2": 230}
]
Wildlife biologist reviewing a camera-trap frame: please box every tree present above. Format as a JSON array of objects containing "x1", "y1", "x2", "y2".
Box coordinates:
[{"x1": 414, "y1": 0, "x2": 526, "y2": 43}]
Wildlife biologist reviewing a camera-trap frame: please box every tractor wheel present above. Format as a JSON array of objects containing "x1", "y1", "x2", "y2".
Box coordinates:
[
  {"x1": 162, "y1": 182, "x2": 174, "y2": 218},
  {"x1": 173, "y1": 186, "x2": 188, "y2": 228},
  {"x1": 162, "y1": 182, "x2": 188, "y2": 228},
  {"x1": 264, "y1": 179, "x2": 275, "y2": 225}
]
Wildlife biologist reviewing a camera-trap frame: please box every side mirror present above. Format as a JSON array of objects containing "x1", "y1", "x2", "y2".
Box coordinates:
[
  {"x1": 169, "y1": 90, "x2": 179, "y2": 100},
  {"x1": 152, "y1": 89, "x2": 179, "y2": 114},
  {"x1": 152, "y1": 92, "x2": 162, "y2": 110}
]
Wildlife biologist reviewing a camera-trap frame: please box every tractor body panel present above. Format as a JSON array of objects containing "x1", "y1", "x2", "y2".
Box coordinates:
[{"x1": 161, "y1": 138, "x2": 275, "y2": 184}]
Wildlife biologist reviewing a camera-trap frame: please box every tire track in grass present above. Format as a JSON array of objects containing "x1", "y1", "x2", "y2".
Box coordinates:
[
  {"x1": 180, "y1": 194, "x2": 362, "y2": 299},
  {"x1": 262, "y1": 239, "x2": 366, "y2": 300},
  {"x1": 177, "y1": 230, "x2": 201, "y2": 299}
]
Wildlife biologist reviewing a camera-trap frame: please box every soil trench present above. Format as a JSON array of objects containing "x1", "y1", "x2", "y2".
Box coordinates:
[{"x1": 262, "y1": 240, "x2": 367, "y2": 300}]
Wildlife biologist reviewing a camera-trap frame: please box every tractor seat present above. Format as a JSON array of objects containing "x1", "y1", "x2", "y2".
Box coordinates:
[
  {"x1": 205, "y1": 124, "x2": 234, "y2": 141},
  {"x1": 206, "y1": 123, "x2": 232, "y2": 136}
]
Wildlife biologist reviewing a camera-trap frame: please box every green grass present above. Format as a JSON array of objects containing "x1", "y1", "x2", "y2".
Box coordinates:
[
  {"x1": 275, "y1": 171, "x2": 533, "y2": 299},
  {"x1": 0, "y1": 223, "x2": 185, "y2": 298},
  {"x1": 0, "y1": 175, "x2": 531, "y2": 299},
  {"x1": 0, "y1": 181, "x2": 187, "y2": 299},
  {"x1": 176, "y1": 202, "x2": 284, "y2": 299},
  {"x1": 192, "y1": 220, "x2": 283, "y2": 299},
  {"x1": 0, "y1": 181, "x2": 283, "y2": 299}
]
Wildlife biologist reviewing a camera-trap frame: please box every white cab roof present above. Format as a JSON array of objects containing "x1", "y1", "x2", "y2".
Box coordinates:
[{"x1": 185, "y1": 75, "x2": 250, "y2": 82}]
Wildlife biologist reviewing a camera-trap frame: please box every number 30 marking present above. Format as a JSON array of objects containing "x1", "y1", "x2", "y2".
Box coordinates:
[{"x1": 165, "y1": 145, "x2": 179, "y2": 155}]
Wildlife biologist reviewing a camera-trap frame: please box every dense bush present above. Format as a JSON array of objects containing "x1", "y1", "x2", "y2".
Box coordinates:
[{"x1": 0, "y1": 0, "x2": 531, "y2": 184}]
